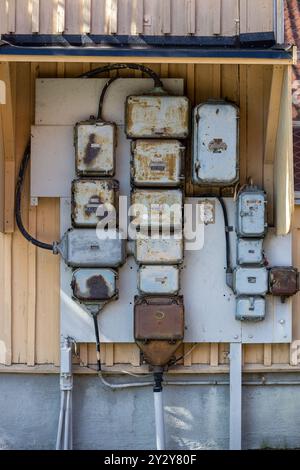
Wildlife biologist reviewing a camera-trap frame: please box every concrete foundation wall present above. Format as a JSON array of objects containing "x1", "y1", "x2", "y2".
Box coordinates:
[{"x1": 0, "y1": 374, "x2": 300, "y2": 450}]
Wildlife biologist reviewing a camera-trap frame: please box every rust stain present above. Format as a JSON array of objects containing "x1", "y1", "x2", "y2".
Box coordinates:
[{"x1": 84, "y1": 133, "x2": 101, "y2": 165}]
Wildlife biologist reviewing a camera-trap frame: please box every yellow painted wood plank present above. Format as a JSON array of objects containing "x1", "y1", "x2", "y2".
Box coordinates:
[{"x1": 264, "y1": 65, "x2": 284, "y2": 164}]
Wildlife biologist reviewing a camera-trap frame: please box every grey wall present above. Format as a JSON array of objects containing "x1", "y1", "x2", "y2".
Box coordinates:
[{"x1": 0, "y1": 373, "x2": 299, "y2": 450}]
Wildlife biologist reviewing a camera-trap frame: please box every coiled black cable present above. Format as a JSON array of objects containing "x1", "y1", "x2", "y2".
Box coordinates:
[
  {"x1": 78, "y1": 63, "x2": 164, "y2": 89},
  {"x1": 15, "y1": 144, "x2": 54, "y2": 251}
]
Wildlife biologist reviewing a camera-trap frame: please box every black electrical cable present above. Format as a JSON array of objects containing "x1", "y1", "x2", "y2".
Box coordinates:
[
  {"x1": 92, "y1": 313, "x2": 101, "y2": 372},
  {"x1": 78, "y1": 63, "x2": 164, "y2": 89},
  {"x1": 15, "y1": 144, "x2": 54, "y2": 251},
  {"x1": 97, "y1": 76, "x2": 118, "y2": 120}
]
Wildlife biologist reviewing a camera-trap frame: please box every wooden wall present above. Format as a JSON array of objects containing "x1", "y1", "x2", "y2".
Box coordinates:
[
  {"x1": 0, "y1": 60, "x2": 299, "y2": 372},
  {"x1": 0, "y1": 0, "x2": 275, "y2": 36}
]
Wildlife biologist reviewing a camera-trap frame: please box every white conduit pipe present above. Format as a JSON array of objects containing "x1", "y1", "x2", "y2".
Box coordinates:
[
  {"x1": 64, "y1": 390, "x2": 71, "y2": 450},
  {"x1": 154, "y1": 390, "x2": 166, "y2": 451},
  {"x1": 55, "y1": 391, "x2": 66, "y2": 450}
]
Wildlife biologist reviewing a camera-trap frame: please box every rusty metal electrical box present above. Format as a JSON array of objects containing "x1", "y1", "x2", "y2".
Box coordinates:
[
  {"x1": 71, "y1": 268, "x2": 118, "y2": 302},
  {"x1": 192, "y1": 101, "x2": 239, "y2": 186},
  {"x1": 125, "y1": 94, "x2": 190, "y2": 138},
  {"x1": 135, "y1": 234, "x2": 183, "y2": 265},
  {"x1": 236, "y1": 296, "x2": 266, "y2": 322},
  {"x1": 236, "y1": 187, "x2": 267, "y2": 238},
  {"x1": 138, "y1": 265, "x2": 180, "y2": 295},
  {"x1": 131, "y1": 189, "x2": 183, "y2": 231},
  {"x1": 134, "y1": 295, "x2": 184, "y2": 366},
  {"x1": 269, "y1": 267, "x2": 299, "y2": 297},
  {"x1": 71, "y1": 179, "x2": 119, "y2": 227},
  {"x1": 56, "y1": 228, "x2": 126, "y2": 268},
  {"x1": 131, "y1": 140, "x2": 184, "y2": 187},
  {"x1": 233, "y1": 266, "x2": 268, "y2": 296},
  {"x1": 74, "y1": 120, "x2": 116, "y2": 176}
]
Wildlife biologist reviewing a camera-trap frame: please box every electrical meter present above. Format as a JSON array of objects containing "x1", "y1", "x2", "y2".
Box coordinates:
[
  {"x1": 237, "y1": 238, "x2": 264, "y2": 265},
  {"x1": 233, "y1": 266, "x2": 268, "y2": 296},
  {"x1": 236, "y1": 296, "x2": 265, "y2": 322},
  {"x1": 135, "y1": 234, "x2": 183, "y2": 265},
  {"x1": 138, "y1": 265, "x2": 180, "y2": 295},
  {"x1": 125, "y1": 94, "x2": 190, "y2": 138},
  {"x1": 74, "y1": 120, "x2": 116, "y2": 176},
  {"x1": 131, "y1": 140, "x2": 184, "y2": 187},
  {"x1": 236, "y1": 186, "x2": 267, "y2": 238},
  {"x1": 56, "y1": 228, "x2": 126, "y2": 268},
  {"x1": 71, "y1": 179, "x2": 119, "y2": 228},
  {"x1": 192, "y1": 101, "x2": 239, "y2": 185},
  {"x1": 71, "y1": 268, "x2": 118, "y2": 302},
  {"x1": 131, "y1": 189, "x2": 183, "y2": 231}
]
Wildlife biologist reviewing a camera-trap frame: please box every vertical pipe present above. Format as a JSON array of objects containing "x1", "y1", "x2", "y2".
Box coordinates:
[
  {"x1": 64, "y1": 390, "x2": 71, "y2": 450},
  {"x1": 154, "y1": 391, "x2": 166, "y2": 450},
  {"x1": 229, "y1": 342, "x2": 242, "y2": 450},
  {"x1": 69, "y1": 390, "x2": 73, "y2": 450},
  {"x1": 55, "y1": 391, "x2": 66, "y2": 450}
]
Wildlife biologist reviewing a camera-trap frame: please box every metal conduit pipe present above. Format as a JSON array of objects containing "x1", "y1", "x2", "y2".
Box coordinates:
[
  {"x1": 153, "y1": 370, "x2": 166, "y2": 451},
  {"x1": 55, "y1": 391, "x2": 66, "y2": 450}
]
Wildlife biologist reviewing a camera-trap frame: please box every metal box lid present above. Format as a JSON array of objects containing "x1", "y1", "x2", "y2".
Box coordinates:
[
  {"x1": 71, "y1": 178, "x2": 119, "y2": 228},
  {"x1": 131, "y1": 189, "x2": 183, "y2": 231},
  {"x1": 233, "y1": 266, "x2": 268, "y2": 296},
  {"x1": 192, "y1": 101, "x2": 239, "y2": 186},
  {"x1": 75, "y1": 120, "x2": 116, "y2": 176},
  {"x1": 126, "y1": 94, "x2": 190, "y2": 138},
  {"x1": 236, "y1": 188, "x2": 267, "y2": 238},
  {"x1": 236, "y1": 296, "x2": 266, "y2": 322},
  {"x1": 131, "y1": 139, "x2": 184, "y2": 187},
  {"x1": 134, "y1": 295, "x2": 184, "y2": 341},
  {"x1": 71, "y1": 268, "x2": 118, "y2": 302},
  {"x1": 237, "y1": 238, "x2": 264, "y2": 265},
  {"x1": 138, "y1": 265, "x2": 180, "y2": 295},
  {"x1": 57, "y1": 228, "x2": 126, "y2": 268},
  {"x1": 135, "y1": 234, "x2": 183, "y2": 265}
]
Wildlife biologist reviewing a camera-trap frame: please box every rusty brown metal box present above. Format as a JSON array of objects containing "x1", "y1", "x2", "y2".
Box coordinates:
[
  {"x1": 71, "y1": 178, "x2": 119, "y2": 227},
  {"x1": 71, "y1": 268, "x2": 118, "y2": 302},
  {"x1": 125, "y1": 94, "x2": 190, "y2": 138},
  {"x1": 131, "y1": 140, "x2": 185, "y2": 187},
  {"x1": 134, "y1": 296, "x2": 184, "y2": 341},
  {"x1": 269, "y1": 267, "x2": 299, "y2": 297},
  {"x1": 75, "y1": 120, "x2": 117, "y2": 176}
]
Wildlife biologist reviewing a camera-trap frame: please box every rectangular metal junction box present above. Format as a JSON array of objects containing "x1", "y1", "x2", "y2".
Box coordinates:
[
  {"x1": 125, "y1": 94, "x2": 190, "y2": 138},
  {"x1": 269, "y1": 267, "x2": 299, "y2": 297},
  {"x1": 131, "y1": 140, "x2": 184, "y2": 187},
  {"x1": 236, "y1": 296, "x2": 266, "y2": 322},
  {"x1": 131, "y1": 189, "x2": 183, "y2": 231},
  {"x1": 57, "y1": 228, "x2": 126, "y2": 268},
  {"x1": 135, "y1": 234, "x2": 183, "y2": 265},
  {"x1": 237, "y1": 238, "x2": 264, "y2": 265},
  {"x1": 71, "y1": 268, "x2": 118, "y2": 302},
  {"x1": 71, "y1": 178, "x2": 119, "y2": 228},
  {"x1": 236, "y1": 187, "x2": 267, "y2": 238},
  {"x1": 138, "y1": 265, "x2": 180, "y2": 295},
  {"x1": 192, "y1": 101, "x2": 239, "y2": 185},
  {"x1": 74, "y1": 120, "x2": 116, "y2": 176},
  {"x1": 233, "y1": 266, "x2": 268, "y2": 296}
]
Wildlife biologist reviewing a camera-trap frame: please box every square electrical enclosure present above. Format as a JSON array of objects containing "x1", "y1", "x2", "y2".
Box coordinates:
[
  {"x1": 236, "y1": 296, "x2": 266, "y2": 322},
  {"x1": 131, "y1": 140, "x2": 184, "y2": 187},
  {"x1": 192, "y1": 101, "x2": 239, "y2": 185},
  {"x1": 138, "y1": 265, "x2": 180, "y2": 295},
  {"x1": 237, "y1": 238, "x2": 264, "y2": 265},
  {"x1": 135, "y1": 234, "x2": 183, "y2": 265},
  {"x1": 75, "y1": 120, "x2": 117, "y2": 176},
  {"x1": 125, "y1": 94, "x2": 190, "y2": 138},
  {"x1": 236, "y1": 187, "x2": 267, "y2": 238},
  {"x1": 131, "y1": 189, "x2": 183, "y2": 231},
  {"x1": 233, "y1": 266, "x2": 268, "y2": 296},
  {"x1": 71, "y1": 178, "x2": 119, "y2": 227},
  {"x1": 71, "y1": 268, "x2": 118, "y2": 302}
]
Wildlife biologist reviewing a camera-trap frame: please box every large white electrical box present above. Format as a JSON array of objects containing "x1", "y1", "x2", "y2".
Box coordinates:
[
  {"x1": 237, "y1": 238, "x2": 264, "y2": 265},
  {"x1": 236, "y1": 187, "x2": 267, "y2": 238},
  {"x1": 138, "y1": 265, "x2": 180, "y2": 295},
  {"x1": 233, "y1": 266, "x2": 268, "y2": 296},
  {"x1": 236, "y1": 296, "x2": 266, "y2": 322},
  {"x1": 192, "y1": 101, "x2": 239, "y2": 185},
  {"x1": 71, "y1": 268, "x2": 118, "y2": 302},
  {"x1": 135, "y1": 234, "x2": 184, "y2": 265}
]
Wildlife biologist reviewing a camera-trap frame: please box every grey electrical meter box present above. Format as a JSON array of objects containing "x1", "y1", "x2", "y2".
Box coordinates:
[
  {"x1": 71, "y1": 179, "x2": 119, "y2": 228},
  {"x1": 237, "y1": 238, "x2": 264, "y2": 265},
  {"x1": 56, "y1": 228, "x2": 126, "y2": 268},
  {"x1": 125, "y1": 94, "x2": 190, "y2": 138},
  {"x1": 233, "y1": 266, "x2": 268, "y2": 296},
  {"x1": 236, "y1": 296, "x2": 266, "y2": 322},
  {"x1": 131, "y1": 140, "x2": 184, "y2": 187},
  {"x1": 74, "y1": 120, "x2": 116, "y2": 176},
  {"x1": 71, "y1": 268, "x2": 118, "y2": 302},
  {"x1": 131, "y1": 189, "x2": 183, "y2": 231},
  {"x1": 236, "y1": 187, "x2": 267, "y2": 238},
  {"x1": 135, "y1": 234, "x2": 184, "y2": 265},
  {"x1": 138, "y1": 265, "x2": 180, "y2": 295},
  {"x1": 192, "y1": 101, "x2": 239, "y2": 185}
]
